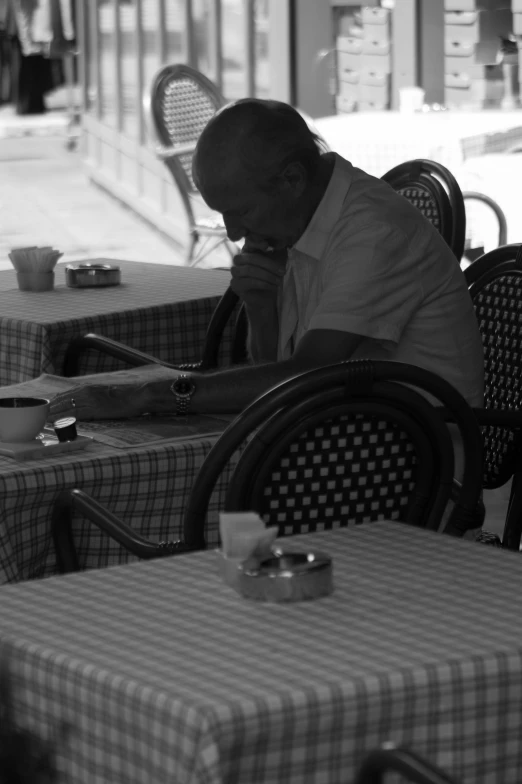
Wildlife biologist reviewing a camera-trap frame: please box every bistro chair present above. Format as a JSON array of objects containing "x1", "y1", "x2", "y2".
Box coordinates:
[
  {"x1": 462, "y1": 191, "x2": 508, "y2": 262},
  {"x1": 62, "y1": 286, "x2": 247, "y2": 376},
  {"x1": 354, "y1": 744, "x2": 458, "y2": 784},
  {"x1": 464, "y1": 243, "x2": 522, "y2": 550},
  {"x1": 143, "y1": 63, "x2": 235, "y2": 267},
  {"x1": 52, "y1": 360, "x2": 484, "y2": 573},
  {"x1": 381, "y1": 159, "x2": 466, "y2": 261}
]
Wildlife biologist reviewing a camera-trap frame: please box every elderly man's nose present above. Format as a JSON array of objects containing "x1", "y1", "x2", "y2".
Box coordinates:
[{"x1": 223, "y1": 215, "x2": 245, "y2": 242}]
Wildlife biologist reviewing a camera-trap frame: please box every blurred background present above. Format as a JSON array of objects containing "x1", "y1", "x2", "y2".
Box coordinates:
[{"x1": 1, "y1": 0, "x2": 522, "y2": 265}]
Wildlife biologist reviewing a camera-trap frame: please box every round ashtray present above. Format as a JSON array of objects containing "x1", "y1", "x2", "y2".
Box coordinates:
[
  {"x1": 237, "y1": 548, "x2": 333, "y2": 603},
  {"x1": 65, "y1": 264, "x2": 121, "y2": 288}
]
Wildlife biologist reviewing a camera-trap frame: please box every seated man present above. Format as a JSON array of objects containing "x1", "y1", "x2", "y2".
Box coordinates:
[{"x1": 50, "y1": 98, "x2": 484, "y2": 423}]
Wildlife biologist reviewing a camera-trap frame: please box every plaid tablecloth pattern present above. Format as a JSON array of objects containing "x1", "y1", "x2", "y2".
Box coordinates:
[
  {"x1": 1, "y1": 523, "x2": 522, "y2": 784},
  {"x1": 0, "y1": 426, "x2": 240, "y2": 583},
  {"x1": 0, "y1": 262, "x2": 232, "y2": 384}
]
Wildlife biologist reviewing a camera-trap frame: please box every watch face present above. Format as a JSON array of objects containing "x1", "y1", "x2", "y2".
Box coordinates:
[{"x1": 174, "y1": 376, "x2": 195, "y2": 397}]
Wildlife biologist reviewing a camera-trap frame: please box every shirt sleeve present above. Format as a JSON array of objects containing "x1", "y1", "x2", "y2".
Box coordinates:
[{"x1": 308, "y1": 221, "x2": 423, "y2": 343}]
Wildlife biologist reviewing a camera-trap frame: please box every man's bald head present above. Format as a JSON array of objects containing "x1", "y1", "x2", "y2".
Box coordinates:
[{"x1": 193, "y1": 98, "x2": 324, "y2": 198}]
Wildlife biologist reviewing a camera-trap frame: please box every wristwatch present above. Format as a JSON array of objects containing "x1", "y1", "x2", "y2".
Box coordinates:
[{"x1": 170, "y1": 373, "x2": 196, "y2": 416}]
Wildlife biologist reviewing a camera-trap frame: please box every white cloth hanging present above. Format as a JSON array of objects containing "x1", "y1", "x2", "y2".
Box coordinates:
[{"x1": 11, "y1": 0, "x2": 74, "y2": 56}]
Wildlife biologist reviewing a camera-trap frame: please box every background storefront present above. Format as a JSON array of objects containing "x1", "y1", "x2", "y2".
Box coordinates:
[{"x1": 78, "y1": 0, "x2": 520, "y2": 250}]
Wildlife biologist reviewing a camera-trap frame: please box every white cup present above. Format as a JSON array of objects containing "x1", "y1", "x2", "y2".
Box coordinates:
[
  {"x1": 399, "y1": 86, "x2": 425, "y2": 113},
  {"x1": 0, "y1": 397, "x2": 50, "y2": 442}
]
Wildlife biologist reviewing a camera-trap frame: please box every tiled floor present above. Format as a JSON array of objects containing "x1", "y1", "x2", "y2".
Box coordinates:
[{"x1": 0, "y1": 131, "x2": 185, "y2": 270}]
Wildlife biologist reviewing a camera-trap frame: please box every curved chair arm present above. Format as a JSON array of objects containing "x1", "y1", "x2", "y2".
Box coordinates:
[
  {"x1": 62, "y1": 334, "x2": 187, "y2": 376},
  {"x1": 354, "y1": 745, "x2": 458, "y2": 784},
  {"x1": 63, "y1": 287, "x2": 240, "y2": 376},
  {"x1": 155, "y1": 141, "x2": 197, "y2": 160},
  {"x1": 462, "y1": 191, "x2": 508, "y2": 247},
  {"x1": 51, "y1": 489, "x2": 197, "y2": 574}
]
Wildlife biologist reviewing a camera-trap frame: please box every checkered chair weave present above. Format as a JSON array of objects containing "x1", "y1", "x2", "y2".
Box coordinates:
[
  {"x1": 395, "y1": 185, "x2": 441, "y2": 231},
  {"x1": 185, "y1": 360, "x2": 483, "y2": 540},
  {"x1": 144, "y1": 63, "x2": 233, "y2": 266},
  {"x1": 160, "y1": 74, "x2": 221, "y2": 193},
  {"x1": 381, "y1": 159, "x2": 466, "y2": 260},
  {"x1": 465, "y1": 244, "x2": 522, "y2": 550},
  {"x1": 251, "y1": 413, "x2": 419, "y2": 535}
]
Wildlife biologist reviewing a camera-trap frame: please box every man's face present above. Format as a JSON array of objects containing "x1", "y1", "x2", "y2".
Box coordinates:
[{"x1": 199, "y1": 167, "x2": 303, "y2": 252}]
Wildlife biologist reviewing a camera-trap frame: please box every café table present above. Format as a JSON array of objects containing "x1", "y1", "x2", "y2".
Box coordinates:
[
  {"x1": 0, "y1": 260, "x2": 231, "y2": 385},
  {"x1": 0, "y1": 368, "x2": 236, "y2": 584},
  {"x1": 314, "y1": 109, "x2": 522, "y2": 177},
  {"x1": 0, "y1": 522, "x2": 521, "y2": 784}
]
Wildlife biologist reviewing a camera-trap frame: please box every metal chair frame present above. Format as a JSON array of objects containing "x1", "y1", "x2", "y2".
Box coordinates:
[
  {"x1": 464, "y1": 243, "x2": 522, "y2": 549},
  {"x1": 381, "y1": 159, "x2": 466, "y2": 261},
  {"x1": 143, "y1": 63, "x2": 236, "y2": 267},
  {"x1": 462, "y1": 190, "x2": 508, "y2": 251},
  {"x1": 354, "y1": 745, "x2": 458, "y2": 784},
  {"x1": 52, "y1": 360, "x2": 484, "y2": 574}
]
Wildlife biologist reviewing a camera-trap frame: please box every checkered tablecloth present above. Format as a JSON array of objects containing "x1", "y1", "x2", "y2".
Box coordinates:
[
  {"x1": 1, "y1": 523, "x2": 521, "y2": 784},
  {"x1": 0, "y1": 422, "x2": 238, "y2": 583},
  {"x1": 0, "y1": 261, "x2": 231, "y2": 385}
]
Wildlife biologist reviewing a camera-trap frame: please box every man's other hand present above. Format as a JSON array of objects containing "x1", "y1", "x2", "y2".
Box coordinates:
[{"x1": 230, "y1": 247, "x2": 287, "y2": 308}]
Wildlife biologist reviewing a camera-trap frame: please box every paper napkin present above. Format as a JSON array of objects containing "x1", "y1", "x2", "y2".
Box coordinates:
[{"x1": 219, "y1": 512, "x2": 278, "y2": 562}]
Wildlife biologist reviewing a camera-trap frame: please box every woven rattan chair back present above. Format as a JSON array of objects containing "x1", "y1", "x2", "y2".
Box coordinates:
[
  {"x1": 465, "y1": 244, "x2": 522, "y2": 489},
  {"x1": 226, "y1": 389, "x2": 444, "y2": 535},
  {"x1": 381, "y1": 159, "x2": 466, "y2": 261},
  {"x1": 183, "y1": 360, "x2": 483, "y2": 545},
  {"x1": 143, "y1": 63, "x2": 232, "y2": 265},
  {"x1": 147, "y1": 63, "x2": 224, "y2": 195}
]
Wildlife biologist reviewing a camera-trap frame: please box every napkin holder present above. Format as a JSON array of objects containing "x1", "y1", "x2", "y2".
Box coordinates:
[{"x1": 218, "y1": 548, "x2": 333, "y2": 603}]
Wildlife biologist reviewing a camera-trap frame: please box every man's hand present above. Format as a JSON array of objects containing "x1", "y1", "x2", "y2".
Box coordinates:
[
  {"x1": 230, "y1": 247, "x2": 287, "y2": 309},
  {"x1": 50, "y1": 382, "x2": 150, "y2": 421}
]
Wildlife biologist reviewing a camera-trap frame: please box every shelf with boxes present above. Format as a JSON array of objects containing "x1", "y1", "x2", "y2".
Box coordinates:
[
  {"x1": 512, "y1": 0, "x2": 522, "y2": 101},
  {"x1": 335, "y1": 5, "x2": 391, "y2": 113},
  {"x1": 444, "y1": 0, "x2": 513, "y2": 109}
]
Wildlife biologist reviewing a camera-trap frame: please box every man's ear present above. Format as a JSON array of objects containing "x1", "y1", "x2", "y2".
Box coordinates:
[{"x1": 280, "y1": 161, "x2": 307, "y2": 196}]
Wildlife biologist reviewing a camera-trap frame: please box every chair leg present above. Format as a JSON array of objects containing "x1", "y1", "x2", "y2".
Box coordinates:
[
  {"x1": 51, "y1": 491, "x2": 81, "y2": 573},
  {"x1": 501, "y1": 469, "x2": 522, "y2": 550},
  {"x1": 186, "y1": 232, "x2": 199, "y2": 266}
]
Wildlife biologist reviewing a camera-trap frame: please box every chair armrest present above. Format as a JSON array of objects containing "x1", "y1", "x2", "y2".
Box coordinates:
[
  {"x1": 471, "y1": 408, "x2": 522, "y2": 427},
  {"x1": 439, "y1": 406, "x2": 522, "y2": 428},
  {"x1": 155, "y1": 142, "x2": 197, "y2": 160},
  {"x1": 354, "y1": 745, "x2": 457, "y2": 784},
  {"x1": 51, "y1": 489, "x2": 194, "y2": 574},
  {"x1": 62, "y1": 333, "x2": 187, "y2": 376}
]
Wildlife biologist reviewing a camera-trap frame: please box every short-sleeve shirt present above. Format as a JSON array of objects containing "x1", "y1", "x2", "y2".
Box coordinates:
[{"x1": 278, "y1": 153, "x2": 484, "y2": 406}]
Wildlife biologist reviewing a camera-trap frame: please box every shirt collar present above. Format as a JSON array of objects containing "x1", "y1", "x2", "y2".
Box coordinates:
[{"x1": 292, "y1": 153, "x2": 353, "y2": 260}]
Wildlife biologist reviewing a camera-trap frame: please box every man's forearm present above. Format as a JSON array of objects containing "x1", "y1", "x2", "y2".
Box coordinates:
[
  {"x1": 245, "y1": 302, "x2": 279, "y2": 363},
  {"x1": 142, "y1": 358, "x2": 302, "y2": 415}
]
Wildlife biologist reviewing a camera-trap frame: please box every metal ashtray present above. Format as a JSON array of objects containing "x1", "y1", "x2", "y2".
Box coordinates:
[
  {"x1": 65, "y1": 263, "x2": 121, "y2": 288},
  {"x1": 237, "y1": 548, "x2": 333, "y2": 603}
]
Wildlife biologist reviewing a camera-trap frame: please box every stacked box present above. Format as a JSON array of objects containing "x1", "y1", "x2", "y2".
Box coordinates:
[
  {"x1": 335, "y1": 6, "x2": 392, "y2": 113},
  {"x1": 444, "y1": 2, "x2": 513, "y2": 108},
  {"x1": 512, "y1": 0, "x2": 522, "y2": 91},
  {"x1": 336, "y1": 36, "x2": 363, "y2": 111},
  {"x1": 359, "y1": 6, "x2": 391, "y2": 111}
]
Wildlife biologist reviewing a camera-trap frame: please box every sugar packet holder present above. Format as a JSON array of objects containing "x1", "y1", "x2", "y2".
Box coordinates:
[{"x1": 217, "y1": 512, "x2": 333, "y2": 602}]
